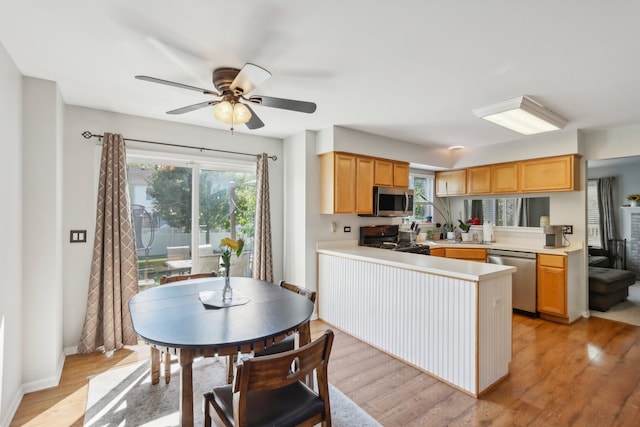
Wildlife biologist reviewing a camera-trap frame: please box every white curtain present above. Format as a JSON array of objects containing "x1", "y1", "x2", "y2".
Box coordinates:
[
  {"x1": 78, "y1": 133, "x2": 139, "y2": 353},
  {"x1": 252, "y1": 153, "x2": 273, "y2": 281}
]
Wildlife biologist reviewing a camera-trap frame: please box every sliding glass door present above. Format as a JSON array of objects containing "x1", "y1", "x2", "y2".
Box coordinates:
[{"x1": 127, "y1": 155, "x2": 256, "y2": 287}]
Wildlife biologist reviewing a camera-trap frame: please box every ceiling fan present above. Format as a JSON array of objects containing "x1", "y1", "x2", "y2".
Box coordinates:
[{"x1": 135, "y1": 63, "x2": 317, "y2": 132}]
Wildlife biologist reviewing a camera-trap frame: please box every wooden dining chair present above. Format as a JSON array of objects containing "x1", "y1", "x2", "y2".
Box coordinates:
[
  {"x1": 159, "y1": 271, "x2": 217, "y2": 284},
  {"x1": 204, "y1": 329, "x2": 334, "y2": 427},
  {"x1": 225, "y1": 280, "x2": 317, "y2": 384},
  {"x1": 150, "y1": 271, "x2": 217, "y2": 385},
  {"x1": 255, "y1": 280, "x2": 317, "y2": 356}
]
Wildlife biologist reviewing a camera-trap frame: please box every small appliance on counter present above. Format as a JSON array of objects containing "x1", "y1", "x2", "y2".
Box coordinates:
[{"x1": 543, "y1": 225, "x2": 563, "y2": 248}]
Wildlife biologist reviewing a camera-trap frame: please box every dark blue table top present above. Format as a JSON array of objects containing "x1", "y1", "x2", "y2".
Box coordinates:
[{"x1": 129, "y1": 277, "x2": 314, "y2": 350}]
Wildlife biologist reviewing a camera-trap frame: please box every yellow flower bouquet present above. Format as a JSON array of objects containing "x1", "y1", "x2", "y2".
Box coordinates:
[{"x1": 220, "y1": 237, "x2": 244, "y2": 277}]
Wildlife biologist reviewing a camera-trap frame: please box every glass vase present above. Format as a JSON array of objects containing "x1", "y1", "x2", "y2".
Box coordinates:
[{"x1": 222, "y1": 274, "x2": 232, "y2": 302}]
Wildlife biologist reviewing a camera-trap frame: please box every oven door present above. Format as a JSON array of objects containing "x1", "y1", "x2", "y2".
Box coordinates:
[{"x1": 374, "y1": 186, "x2": 414, "y2": 217}]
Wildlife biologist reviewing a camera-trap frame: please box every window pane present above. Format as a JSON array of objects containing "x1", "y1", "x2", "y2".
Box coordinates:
[
  {"x1": 198, "y1": 169, "x2": 255, "y2": 277},
  {"x1": 128, "y1": 163, "x2": 193, "y2": 288},
  {"x1": 587, "y1": 180, "x2": 601, "y2": 247},
  {"x1": 409, "y1": 173, "x2": 435, "y2": 220},
  {"x1": 127, "y1": 161, "x2": 257, "y2": 288}
]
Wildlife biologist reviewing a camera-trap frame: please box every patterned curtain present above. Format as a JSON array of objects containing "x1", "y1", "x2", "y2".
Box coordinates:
[
  {"x1": 252, "y1": 153, "x2": 273, "y2": 281},
  {"x1": 597, "y1": 177, "x2": 618, "y2": 252},
  {"x1": 78, "y1": 133, "x2": 139, "y2": 353}
]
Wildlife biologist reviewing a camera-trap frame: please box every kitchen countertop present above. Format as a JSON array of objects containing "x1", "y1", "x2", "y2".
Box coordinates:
[{"x1": 317, "y1": 241, "x2": 515, "y2": 282}]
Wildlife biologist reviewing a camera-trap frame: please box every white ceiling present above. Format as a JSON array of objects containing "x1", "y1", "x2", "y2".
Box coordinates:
[{"x1": 2, "y1": 1, "x2": 640, "y2": 149}]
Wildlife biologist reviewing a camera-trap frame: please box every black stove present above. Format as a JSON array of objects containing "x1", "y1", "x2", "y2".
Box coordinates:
[{"x1": 359, "y1": 225, "x2": 430, "y2": 255}]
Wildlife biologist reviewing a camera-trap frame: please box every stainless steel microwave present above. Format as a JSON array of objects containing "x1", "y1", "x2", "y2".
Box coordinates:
[{"x1": 372, "y1": 186, "x2": 414, "y2": 217}]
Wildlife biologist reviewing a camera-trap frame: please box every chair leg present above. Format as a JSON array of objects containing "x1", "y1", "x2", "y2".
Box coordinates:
[
  {"x1": 150, "y1": 347, "x2": 160, "y2": 385},
  {"x1": 226, "y1": 354, "x2": 235, "y2": 384},
  {"x1": 203, "y1": 392, "x2": 212, "y2": 427},
  {"x1": 164, "y1": 351, "x2": 172, "y2": 384}
]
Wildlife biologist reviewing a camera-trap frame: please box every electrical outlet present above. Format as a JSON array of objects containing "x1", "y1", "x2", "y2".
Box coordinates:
[
  {"x1": 344, "y1": 226, "x2": 351, "y2": 232},
  {"x1": 562, "y1": 225, "x2": 573, "y2": 234}
]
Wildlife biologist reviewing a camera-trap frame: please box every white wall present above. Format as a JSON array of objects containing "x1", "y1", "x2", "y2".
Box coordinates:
[
  {"x1": 317, "y1": 126, "x2": 454, "y2": 168},
  {"x1": 22, "y1": 77, "x2": 65, "y2": 392},
  {"x1": 283, "y1": 132, "x2": 307, "y2": 287},
  {"x1": 0, "y1": 41, "x2": 24, "y2": 427},
  {"x1": 453, "y1": 129, "x2": 581, "y2": 168},
  {"x1": 583, "y1": 124, "x2": 640, "y2": 160},
  {"x1": 62, "y1": 106, "x2": 285, "y2": 351}
]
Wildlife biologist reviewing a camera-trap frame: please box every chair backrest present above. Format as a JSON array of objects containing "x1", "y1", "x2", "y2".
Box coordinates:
[
  {"x1": 229, "y1": 253, "x2": 249, "y2": 276},
  {"x1": 166, "y1": 245, "x2": 190, "y2": 261},
  {"x1": 233, "y1": 330, "x2": 334, "y2": 426},
  {"x1": 198, "y1": 244, "x2": 213, "y2": 256},
  {"x1": 198, "y1": 253, "x2": 220, "y2": 275},
  {"x1": 160, "y1": 271, "x2": 217, "y2": 284},
  {"x1": 278, "y1": 280, "x2": 317, "y2": 304}
]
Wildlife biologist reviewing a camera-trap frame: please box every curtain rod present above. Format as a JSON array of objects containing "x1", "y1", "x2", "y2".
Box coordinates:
[{"x1": 81, "y1": 131, "x2": 278, "y2": 161}]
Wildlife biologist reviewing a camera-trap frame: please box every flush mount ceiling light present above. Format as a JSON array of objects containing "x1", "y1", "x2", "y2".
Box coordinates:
[{"x1": 473, "y1": 95, "x2": 567, "y2": 135}]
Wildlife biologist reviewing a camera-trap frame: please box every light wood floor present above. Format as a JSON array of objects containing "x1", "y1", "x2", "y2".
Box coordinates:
[{"x1": 11, "y1": 314, "x2": 640, "y2": 426}]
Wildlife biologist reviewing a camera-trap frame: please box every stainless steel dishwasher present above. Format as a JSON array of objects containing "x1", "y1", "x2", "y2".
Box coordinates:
[{"x1": 487, "y1": 249, "x2": 537, "y2": 316}]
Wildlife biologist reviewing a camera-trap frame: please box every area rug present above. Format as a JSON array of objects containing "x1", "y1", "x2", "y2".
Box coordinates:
[
  {"x1": 590, "y1": 282, "x2": 640, "y2": 327},
  {"x1": 84, "y1": 356, "x2": 381, "y2": 426}
]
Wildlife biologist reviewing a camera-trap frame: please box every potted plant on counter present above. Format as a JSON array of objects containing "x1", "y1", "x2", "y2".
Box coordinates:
[
  {"x1": 627, "y1": 194, "x2": 640, "y2": 207},
  {"x1": 458, "y1": 219, "x2": 472, "y2": 241}
]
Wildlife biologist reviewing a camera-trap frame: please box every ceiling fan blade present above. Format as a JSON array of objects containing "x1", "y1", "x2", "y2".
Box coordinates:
[
  {"x1": 167, "y1": 101, "x2": 216, "y2": 115},
  {"x1": 244, "y1": 105, "x2": 265, "y2": 129},
  {"x1": 136, "y1": 75, "x2": 218, "y2": 95},
  {"x1": 230, "y1": 63, "x2": 272, "y2": 95},
  {"x1": 249, "y1": 95, "x2": 317, "y2": 114}
]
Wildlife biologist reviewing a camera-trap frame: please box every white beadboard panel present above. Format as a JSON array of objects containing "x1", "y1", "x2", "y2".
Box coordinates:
[
  {"x1": 478, "y1": 275, "x2": 512, "y2": 392},
  {"x1": 319, "y1": 254, "x2": 480, "y2": 395}
]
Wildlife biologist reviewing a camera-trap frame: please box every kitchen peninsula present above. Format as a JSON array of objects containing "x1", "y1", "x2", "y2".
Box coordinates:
[{"x1": 317, "y1": 241, "x2": 515, "y2": 397}]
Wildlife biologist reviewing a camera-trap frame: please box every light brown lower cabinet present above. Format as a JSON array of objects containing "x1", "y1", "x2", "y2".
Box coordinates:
[
  {"x1": 429, "y1": 247, "x2": 487, "y2": 262},
  {"x1": 430, "y1": 247, "x2": 445, "y2": 257},
  {"x1": 537, "y1": 253, "x2": 567, "y2": 318}
]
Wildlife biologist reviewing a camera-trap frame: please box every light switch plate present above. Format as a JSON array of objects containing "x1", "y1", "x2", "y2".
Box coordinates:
[{"x1": 70, "y1": 230, "x2": 87, "y2": 243}]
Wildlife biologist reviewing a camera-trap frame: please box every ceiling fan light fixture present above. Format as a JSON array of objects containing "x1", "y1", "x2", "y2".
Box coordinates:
[
  {"x1": 214, "y1": 100, "x2": 252, "y2": 127},
  {"x1": 214, "y1": 100, "x2": 234, "y2": 124},
  {"x1": 233, "y1": 102, "x2": 251, "y2": 125},
  {"x1": 473, "y1": 95, "x2": 567, "y2": 135}
]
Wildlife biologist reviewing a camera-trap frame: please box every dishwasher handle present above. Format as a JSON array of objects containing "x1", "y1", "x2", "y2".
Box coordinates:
[{"x1": 487, "y1": 249, "x2": 536, "y2": 259}]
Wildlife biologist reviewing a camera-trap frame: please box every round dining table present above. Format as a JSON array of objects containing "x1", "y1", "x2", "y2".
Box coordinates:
[{"x1": 128, "y1": 276, "x2": 315, "y2": 427}]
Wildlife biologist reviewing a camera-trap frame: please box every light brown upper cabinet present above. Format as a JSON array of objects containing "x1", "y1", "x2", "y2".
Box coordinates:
[
  {"x1": 435, "y1": 169, "x2": 467, "y2": 196},
  {"x1": 491, "y1": 162, "x2": 519, "y2": 193},
  {"x1": 436, "y1": 154, "x2": 579, "y2": 196},
  {"x1": 320, "y1": 152, "x2": 403, "y2": 214},
  {"x1": 374, "y1": 159, "x2": 409, "y2": 188},
  {"x1": 320, "y1": 152, "x2": 356, "y2": 214},
  {"x1": 520, "y1": 155, "x2": 579, "y2": 192},
  {"x1": 355, "y1": 156, "x2": 375, "y2": 214},
  {"x1": 466, "y1": 166, "x2": 491, "y2": 194},
  {"x1": 393, "y1": 162, "x2": 409, "y2": 187},
  {"x1": 374, "y1": 159, "x2": 394, "y2": 186}
]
